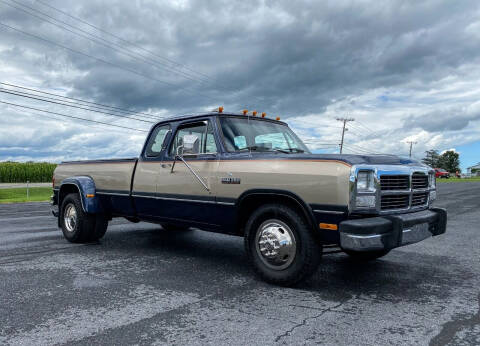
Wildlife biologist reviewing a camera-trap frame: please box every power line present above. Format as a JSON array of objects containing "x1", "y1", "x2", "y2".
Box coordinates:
[
  {"x1": 0, "y1": 82, "x2": 162, "y2": 120},
  {"x1": 1, "y1": 0, "x2": 212, "y2": 86},
  {"x1": 0, "y1": 88, "x2": 156, "y2": 124},
  {"x1": 336, "y1": 117, "x2": 354, "y2": 154},
  {"x1": 36, "y1": 0, "x2": 216, "y2": 83},
  {"x1": 0, "y1": 21, "x2": 178, "y2": 87},
  {"x1": 0, "y1": 99, "x2": 148, "y2": 132}
]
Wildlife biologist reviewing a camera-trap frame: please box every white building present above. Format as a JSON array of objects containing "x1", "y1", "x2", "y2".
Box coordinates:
[{"x1": 466, "y1": 162, "x2": 480, "y2": 176}]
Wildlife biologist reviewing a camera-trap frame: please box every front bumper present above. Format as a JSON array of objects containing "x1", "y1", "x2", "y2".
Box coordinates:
[{"x1": 339, "y1": 208, "x2": 447, "y2": 252}]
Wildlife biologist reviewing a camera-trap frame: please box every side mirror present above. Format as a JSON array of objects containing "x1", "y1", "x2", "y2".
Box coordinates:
[{"x1": 181, "y1": 134, "x2": 200, "y2": 155}]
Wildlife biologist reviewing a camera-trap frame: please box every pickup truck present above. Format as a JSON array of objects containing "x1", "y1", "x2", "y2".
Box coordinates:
[{"x1": 52, "y1": 110, "x2": 447, "y2": 286}]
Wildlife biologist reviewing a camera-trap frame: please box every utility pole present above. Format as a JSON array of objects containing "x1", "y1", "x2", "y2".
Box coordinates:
[
  {"x1": 336, "y1": 117, "x2": 354, "y2": 154},
  {"x1": 407, "y1": 141, "x2": 417, "y2": 157}
]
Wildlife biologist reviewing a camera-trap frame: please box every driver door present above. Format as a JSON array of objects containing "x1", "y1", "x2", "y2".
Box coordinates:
[{"x1": 156, "y1": 120, "x2": 220, "y2": 226}]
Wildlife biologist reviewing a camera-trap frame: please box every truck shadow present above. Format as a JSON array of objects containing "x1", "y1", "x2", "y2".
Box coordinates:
[{"x1": 104, "y1": 225, "x2": 472, "y2": 305}]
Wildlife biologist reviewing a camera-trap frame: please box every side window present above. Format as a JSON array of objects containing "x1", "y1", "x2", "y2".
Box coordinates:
[
  {"x1": 169, "y1": 121, "x2": 217, "y2": 156},
  {"x1": 145, "y1": 125, "x2": 170, "y2": 157}
]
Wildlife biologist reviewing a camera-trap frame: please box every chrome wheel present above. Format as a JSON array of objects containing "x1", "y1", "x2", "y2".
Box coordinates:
[
  {"x1": 255, "y1": 219, "x2": 296, "y2": 271},
  {"x1": 63, "y1": 203, "x2": 77, "y2": 233}
]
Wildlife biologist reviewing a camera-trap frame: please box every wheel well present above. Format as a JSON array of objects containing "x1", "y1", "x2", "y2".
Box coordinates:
[
  {"x1": 59, "y1": 184, "x2": 80, "y2": 209},
  {"x1": 236, "y1": 194, "x2": 315, "y2": 236}
]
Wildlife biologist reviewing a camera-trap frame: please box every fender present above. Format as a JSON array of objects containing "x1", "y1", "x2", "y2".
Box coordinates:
[
  {"x1": 236, "y1": 189, "x2": 317, "y2": 231},
  {"x1": 59, "y1": 176, "x2": 103, "y2": 214}
]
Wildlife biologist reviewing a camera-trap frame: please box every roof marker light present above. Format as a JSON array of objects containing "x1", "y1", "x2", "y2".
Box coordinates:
[
  {"x1": 218, "y1": 106, "x2": 223, "y2": 113},
  {"x1": 276, "y1": 116, "x2": 281, "y2": 121},
  {"x1": 252, "y1": 111, "x2": 257, "y2": 116},
  {"x1": 261, "y1": 112, "x2": 266, "y2": 118},
  {"x1": 243, "y1": 109, "x2": 248, "y2": 115}
]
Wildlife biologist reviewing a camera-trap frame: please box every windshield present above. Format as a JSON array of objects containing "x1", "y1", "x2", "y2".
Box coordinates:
[{"x1": 219, "y1": 117, "x2": 310, "y2": 153}]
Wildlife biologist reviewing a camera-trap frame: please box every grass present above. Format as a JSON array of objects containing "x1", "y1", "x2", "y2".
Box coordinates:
[
  {"x1": 0, "y1": 187, "x2": 52, "y2": 203},
  {"x1": 436, "y1": 177, "x2": 480, "y2": 183}
]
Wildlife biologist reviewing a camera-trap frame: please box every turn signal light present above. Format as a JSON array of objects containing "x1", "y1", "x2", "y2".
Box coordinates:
[
  {"x1": 86, "y1": 194, "x2": 95, "y2": 198},
  {"x1": 261, "y1": 112, "x2": 266, "y2": 118},
  {"x1": 319, "y1": 223, "x2": 338, "y2": 231},
  {"x1": 243, "y1": 109, "x2": 248, "y2": 115}
]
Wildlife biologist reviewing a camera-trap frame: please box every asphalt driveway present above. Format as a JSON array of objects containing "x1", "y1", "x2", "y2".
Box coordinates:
[{"x1": 0, "y1": 182, "x2": 479, "y2": 345}]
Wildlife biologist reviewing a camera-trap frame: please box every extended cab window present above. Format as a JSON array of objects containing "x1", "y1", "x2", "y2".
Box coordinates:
[
  {"x1": 145, "y1": 124, "x2": 170, "y2": 157},
  {"x1": 169, "y1": 121, "x2": 217, "y2": 156}
]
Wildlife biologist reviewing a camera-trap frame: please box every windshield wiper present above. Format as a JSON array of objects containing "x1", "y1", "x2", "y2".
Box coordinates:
[
  {"x1": 238, "y1": 146, "x2": 303, "y2": 154},
  {"x1": 287, "y1": 148, "x2": 305, "y2": 153}
]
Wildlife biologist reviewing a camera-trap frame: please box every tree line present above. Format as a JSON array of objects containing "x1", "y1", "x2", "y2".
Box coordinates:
[{"x1": 422, "y1": 150, "x2": 460, "y2": 173}]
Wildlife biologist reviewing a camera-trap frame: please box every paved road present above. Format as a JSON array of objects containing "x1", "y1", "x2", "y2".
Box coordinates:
[{"x1": 0, "y1": 183, "x2": 479, "y2": 345}]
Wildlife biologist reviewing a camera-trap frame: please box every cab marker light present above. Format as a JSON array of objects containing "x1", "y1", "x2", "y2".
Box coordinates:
[
  {"x1": 319, "y1": 223, "x2": 338, "y2": 231},
  {"x1": 218, "y1": 106, "x2": 223, "y2": 113},
  {"x1": 86, "y1": 194, "x2": 95, "y2": 198},
  {"x1": 252, "y1": 111, "x2": 257, "y2": 116},
  {"x1": 261, "y1": 112, "x2": 266, "y2": 118},
  {"x1": 243, "y1": 109, "x2": 248, "y2": 115},
  {"x1": 276, "y1": 116, "x2": 281, "y2": 121}
]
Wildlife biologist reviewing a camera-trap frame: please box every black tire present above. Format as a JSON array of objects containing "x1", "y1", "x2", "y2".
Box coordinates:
[
  {"x1": 160, "y1": 223, "x2": 191, "y2": 232},
  {"x1": 244, "y1": 204, "x2": 322, "y2": 286},
  {"x1": 60, "y1": 193, "x2": 108, "y2": 243},
  {"x1": 89, "y1": 214, "x2": 108, "y2": 242},
  {"x1": 344, "y1": 249, "x2": 390, "y2": 261}
]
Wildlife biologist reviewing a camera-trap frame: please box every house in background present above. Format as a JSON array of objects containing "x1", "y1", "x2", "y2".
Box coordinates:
[{"x1": 466, "y1": 163, "x2": 480, "y2": 176}]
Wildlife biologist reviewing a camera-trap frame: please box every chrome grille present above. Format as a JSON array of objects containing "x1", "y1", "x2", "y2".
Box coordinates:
[
  {"x1": 412, "y1": 173, "x2": 428, "y2": 189},
  {"x1": 381, "y1": 195, "x2": 409, "y2": 210},
  {"x1": 380, "y1": 175, "x2": 409, "y2": 191},
  {"x1": 412, "y1": 192, "x2": 429, "y2": 207}
]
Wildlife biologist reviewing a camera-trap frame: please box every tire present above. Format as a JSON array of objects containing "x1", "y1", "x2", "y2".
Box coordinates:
[
  {"x1": 160, "y1": 223, "x2": 191, "y2": 232},
  {"x1": 344, "y1": 249, "x2": 390, "y2": 261},
  {"x1": 244, "y1": 204, "x2": 322, "y2": 286},
  {"x1": 60, "y1": 193, "x2": 108, "y2": 243}
]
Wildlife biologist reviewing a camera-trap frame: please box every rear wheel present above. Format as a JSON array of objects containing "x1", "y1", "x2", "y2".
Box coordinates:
[
  {"x1": 245, "y1": 204, "x2": 322, "y2": 286},
  {"x1": 343, "y1": 249, "x2": 390, "y2": 261},
  {"x1": 60, "y1": 193, "x2": 108, "y2": 243}
]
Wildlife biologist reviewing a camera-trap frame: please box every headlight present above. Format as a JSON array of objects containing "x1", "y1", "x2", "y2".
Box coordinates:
[
  {"x1": 429, "y1": 172, "x2": 436, "y2": 188},
  {"x1": 354, "y1": 170, "x2": 376, "y2": 209},
  {"x1": 355, "y1": 195, "x2": 376, "y2": 208},
  {"x1": 357, "y1": 171, "x2": 375, "y2": 192}
]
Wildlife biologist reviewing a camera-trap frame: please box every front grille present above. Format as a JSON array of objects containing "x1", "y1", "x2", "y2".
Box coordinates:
[
  {"x1": 380, "y1": 175, "x2": 409, "y2": 191},
  {"x1": 412, "y1": 192, "x2": 429, "y2": 207},
  {"x1": 381, "y1": 194, "x2": 409, "y2": 210},
  {"x1": 412, "y1": 173, "x2": 428, "y2": 189}
]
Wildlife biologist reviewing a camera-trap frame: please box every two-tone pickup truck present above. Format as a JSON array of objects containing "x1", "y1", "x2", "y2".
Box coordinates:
[{"x1": 52, "y1": 110, "x2": 447, "y2": 286}]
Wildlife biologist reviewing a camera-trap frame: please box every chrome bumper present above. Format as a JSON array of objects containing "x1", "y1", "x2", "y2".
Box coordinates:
[{"x1": 340, "y1": 208, "x2": 447, "y2": 252}]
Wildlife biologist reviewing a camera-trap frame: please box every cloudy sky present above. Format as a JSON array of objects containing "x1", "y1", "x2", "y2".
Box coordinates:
[{"x1": 1, "y1": 0, "x2": 479, "y2": 169}]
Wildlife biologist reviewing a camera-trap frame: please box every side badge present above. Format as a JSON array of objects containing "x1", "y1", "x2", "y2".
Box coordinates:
[{"x1": 221, "y1": 177, "x2": 241, "y2": 184}]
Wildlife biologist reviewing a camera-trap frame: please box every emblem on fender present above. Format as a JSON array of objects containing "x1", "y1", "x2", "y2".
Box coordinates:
[{"x1": 221, "y1": 177, "x2": 241, "y2": 184}]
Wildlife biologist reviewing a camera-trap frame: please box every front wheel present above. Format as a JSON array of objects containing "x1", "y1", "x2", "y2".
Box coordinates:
[
  {"x1": 245, "y1": 204, "x2": 322, "y2": 286},
  {"x1": 343, "y1": 249, "x2": 390, "y2": 261}
]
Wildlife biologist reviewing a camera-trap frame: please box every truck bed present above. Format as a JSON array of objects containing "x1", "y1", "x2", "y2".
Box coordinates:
[{"x1": 53, "y1": 158, "x2": 138, "y2": 194}]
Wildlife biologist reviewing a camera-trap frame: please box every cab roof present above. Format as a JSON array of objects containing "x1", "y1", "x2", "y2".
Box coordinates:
[{"x1": 156, "y1": 112, "x2": 287, "y2": 126}]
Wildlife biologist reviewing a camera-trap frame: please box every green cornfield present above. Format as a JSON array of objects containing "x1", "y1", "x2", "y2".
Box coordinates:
[{"x1": 0, "y1": 162, "x2": 57, "y2": 183}]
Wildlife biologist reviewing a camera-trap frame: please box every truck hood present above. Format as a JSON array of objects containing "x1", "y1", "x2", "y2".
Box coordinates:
[{"x1": 247, "y1": 153, "x2": 426, "y2": 167}]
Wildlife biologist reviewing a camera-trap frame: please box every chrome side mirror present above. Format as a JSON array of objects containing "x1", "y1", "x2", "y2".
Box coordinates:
[{"x1": 182, "y1": 134, "x2": 200, "y2": 155}]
